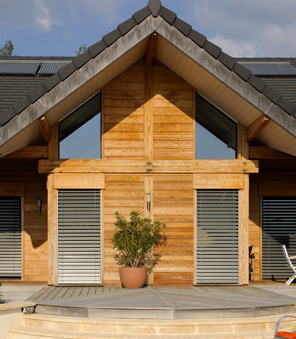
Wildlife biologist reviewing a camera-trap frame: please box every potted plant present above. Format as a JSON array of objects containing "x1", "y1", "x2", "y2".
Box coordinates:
[{"x1": 111, "y1": 211, "x2": 166, "y2": 288}]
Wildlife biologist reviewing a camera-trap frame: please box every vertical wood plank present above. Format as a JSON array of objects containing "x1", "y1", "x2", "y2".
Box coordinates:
[
  {"x1": 193, "y1": 92, "x2": 196, "y2": 158},
  {"x1": 101, "y1": 90, "x2": 105, "y2": 160},
  {"x1": 48, "y1": 122, "x2": 59, "y2": 160},
  {"x1": 144, "y1": 176, "x2": 154, "y2": 284},
  {"x1": 47, "y1": 174, "x2": 57, "y2": 285},
  {"x1": 144, "y1": 65, "x2": 153, "y2": 161},
  {"x1": 239, "y1": 175, "x2": 249, "y2": 285},
  {"x1": 237, "y1": 123, "x2": 248, "y2": 161},
  {"x1": 249, "y1": 178, "x2": 262, "y2": 281}
]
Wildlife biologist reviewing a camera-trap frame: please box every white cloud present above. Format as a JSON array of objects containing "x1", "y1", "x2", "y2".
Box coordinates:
[
  {"x1": 34, "y1": 0, "x2": 53, "y2": 31},
  {"x1": 210, "y1": 36, "x2": 257, "y2": 57},
  {"x1": 192, "y1": 0, "x2": 296, "y2": 57}
]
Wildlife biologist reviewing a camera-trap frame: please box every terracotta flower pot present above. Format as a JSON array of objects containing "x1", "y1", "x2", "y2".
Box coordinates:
[{"x1": 119, "y1": 267, "x2": 147, "y2": 289}]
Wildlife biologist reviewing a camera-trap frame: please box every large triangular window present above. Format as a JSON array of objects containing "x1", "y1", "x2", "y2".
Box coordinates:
[
  {"x1": 195, "y1": 93, "x2": 237, "y2": 159},
  {"x1": 59, "y1": 93, "x2": 101, "y2": 159}
]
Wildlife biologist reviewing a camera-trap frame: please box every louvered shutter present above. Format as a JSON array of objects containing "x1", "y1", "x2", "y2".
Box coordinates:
[
  {"x1": 262, "y1": 197, "x2": 296, "y2": 279},
  {"x1": 58, "y1": 189, "x2": 101, "y2": 284},
  {"x1": 196, "y1": 190, "x2": 239, "y2": 284},
  {"x1": 0, "y1": 197, "x2": 22, "y2": 279}
]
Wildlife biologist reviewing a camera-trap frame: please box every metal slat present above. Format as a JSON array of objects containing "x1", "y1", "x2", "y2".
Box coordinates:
[
  {"x1": 0, "y1": 197, "x2": 22, "y2": 279},
  {"x1": 241, "y1": 63, "x2": 296, "y2": 76},
  {"x1": 38, "y1": 62, "x2": 71, "y2": 76},
  {"x1": 0, "y1": 62, "x2": 39, "y2": 75},
  {"x1": 58, "y1": 189, "x2": 101, "y2": 284},
  {"x1": 262, "y1": 197, "x2": 296, "y2": 279},
  {"x1": 196, "y1": 189, "x2": 239, "y2": 284}
]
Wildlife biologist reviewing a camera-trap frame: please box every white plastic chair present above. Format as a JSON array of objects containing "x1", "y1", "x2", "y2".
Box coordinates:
[{"x1": 282, "y1": 244, "x2": 296, "y2": 285}]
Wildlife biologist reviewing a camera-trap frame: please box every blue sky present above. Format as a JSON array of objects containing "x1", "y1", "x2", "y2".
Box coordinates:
[{"x1": 1, "y1": 0, "x2": 296, "y2": 57}]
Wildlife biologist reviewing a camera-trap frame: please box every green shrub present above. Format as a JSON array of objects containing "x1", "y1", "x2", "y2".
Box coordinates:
[{"x1": 111, "y1": 211, "x2": 166, "y2": 268}]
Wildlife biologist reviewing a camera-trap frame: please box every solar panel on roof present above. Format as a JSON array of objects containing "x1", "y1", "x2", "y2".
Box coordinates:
[
  {"x1": 38, "y1": 62, "x2": 71, "y2": 76},
  {"x1": 0, "y1": 62, "x2": 40, "y2": 75},
  {"x1": 240, "y1": 63, "x2": 296, "y2": 76}
]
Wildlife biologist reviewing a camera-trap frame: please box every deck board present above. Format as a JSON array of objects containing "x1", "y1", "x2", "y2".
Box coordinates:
[{"x1": 28, "y1": 284, "x2": 296, "y2": 320}]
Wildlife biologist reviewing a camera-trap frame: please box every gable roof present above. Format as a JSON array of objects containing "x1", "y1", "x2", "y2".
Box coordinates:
[{"x1": 1, "y1": 0, "x2": 296, "y2": 157}]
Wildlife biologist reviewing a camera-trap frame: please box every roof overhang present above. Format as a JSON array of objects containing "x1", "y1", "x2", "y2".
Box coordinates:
[{"x1": 1, "y1": 15, "x2": 296, "y2": 157}]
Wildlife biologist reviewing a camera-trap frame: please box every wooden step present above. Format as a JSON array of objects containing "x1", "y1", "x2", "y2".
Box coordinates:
[
  {"x1": 8, "y1": 313, "x2": 295, "y2": 337},
  {"x1": 9, "y1": 327, "x2": 276, "y2": 339}
]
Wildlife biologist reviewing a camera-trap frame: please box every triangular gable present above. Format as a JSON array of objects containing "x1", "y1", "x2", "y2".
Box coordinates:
[{"x1": 1, "y1": 0, "x2": 296, "y2": 156}]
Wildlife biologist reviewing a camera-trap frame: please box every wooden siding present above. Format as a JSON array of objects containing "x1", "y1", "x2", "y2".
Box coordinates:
[
  {"x1": 0, "y1": 160, "x2": 47, "y2": 282},
  {"x1": 103, "y1": 174, "x2": 194, "y2": 286},
  {"x1": 103, "y1": 174, "x2": 145, "y2": 285},
  {"x1": 102, "y1": 59, "x2": 195, "y2": 161},
  {"x1": 249, "y1": 177, "x2": 261, "y2": 281},
  {"x1": 23, "y1": 181, "x2": 48, "y2": 281},
  {"x1": 102, "y1": 63, "x2": 146, "y2": 160},
  {"x1": 152, "y1": 64, "x2": 195, "y2": 160},
  {"x1": 153, "y1": 175, "x2": 194, "y2": 286}
]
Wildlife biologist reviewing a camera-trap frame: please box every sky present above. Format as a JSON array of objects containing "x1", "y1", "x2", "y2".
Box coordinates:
[{"x1": 0, "y1": 0, "x2": 296, "y2": 58}]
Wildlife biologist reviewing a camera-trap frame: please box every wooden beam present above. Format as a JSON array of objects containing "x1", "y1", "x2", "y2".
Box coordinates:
[
  {"x1": 48, "y1": 122, "x2": 59, "y2": 159},
  {"x1": 39, "y1": 116, "x2": 50, "y2": 142},
  {"x1": 52, "y1": 173, "x2": 105, "y2": 189},
  {"x1": 239, "y1": 175, "x2": 249, "y2": 285},
  {"x1": 146, "y1": 33, "x2": 158, "y2": 66},
  {"x1": 38, "y1": 159, "x2": 259, "y2": 174},
  {"x1": 246, "y1": 116, "x2": 270, "y2": 142},
  {"x1": 2, "y1": 146, "x2": 48, "y2": 159},
  {"x1": 237, "y1": 123, "x2": 248, "y2": 160},
  {"x1": 249, "y1": 146, "x2": 295, "y2": 159},
  {"x1": 193, "y1": 174, "x2": 245, "y2": 189}
]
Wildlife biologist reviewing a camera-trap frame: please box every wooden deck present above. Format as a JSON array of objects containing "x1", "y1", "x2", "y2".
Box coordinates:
[{"x1": 27, "y1": 284, "x2": 296, "y2": 320}]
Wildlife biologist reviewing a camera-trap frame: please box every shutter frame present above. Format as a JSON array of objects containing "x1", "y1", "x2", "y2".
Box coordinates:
[
  {"x1": 58, "y1": 189, "x2": 101, "y2": 284},
  {"x1": 262, "y1": 197, "x2": 296, "y2": 279},
  {"x1": 196, "y1": 189, "x2": 239, "y2": 284},
  {"x1": 0, "y1": 197, "x2": 22, "y2": 279}
]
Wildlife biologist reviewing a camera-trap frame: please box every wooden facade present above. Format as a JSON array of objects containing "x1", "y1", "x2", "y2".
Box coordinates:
[
  {"x1": 1, "y1": 25, "x2": 295, "y2": 285},
  {"x1": 0, "y1": 58, "x2": 263, "y2": 286}
]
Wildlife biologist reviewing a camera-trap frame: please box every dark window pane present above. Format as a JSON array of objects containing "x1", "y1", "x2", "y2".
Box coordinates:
[
  {"x1": 59, "y1": 93, "x2": 101, "y2": 159},
  {"x1": 196, "y1": 93, "x2": 237, "y2": 159}
]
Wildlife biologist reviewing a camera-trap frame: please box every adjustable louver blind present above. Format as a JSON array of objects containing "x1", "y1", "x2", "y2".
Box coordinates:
[
  {"x1": 196, "y1": 190, "x2": 239, "y2": 284},
  {"x1": 58, "y1": 189, "x2": 101, "y2": 284},
  {"x1": 0, "y1": 197, "x2": 22, "y2": 279},
  {"x1": 262, "y1": 197, "x2": 296, "y2": 279}
]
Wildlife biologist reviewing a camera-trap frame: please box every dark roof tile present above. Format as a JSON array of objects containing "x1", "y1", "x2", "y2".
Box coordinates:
[
  {"x1": 233, "y1": 63, "x2": 252, "y2": 81},
  {"x1": 173, "y1": 17, "x2": 192, "y2": 36},
  {"x1": 0, "y1": 107, "x2": 16, "y2": 126},
  {"x1": 188, "y1": 29, "x2": 206, "y2": 47},
  {"x1": 118, "y1": 17, "x2": 137, "y2": 36},
  {"x1": 248, "y1": 74, "x2": 266, "y2": 93},
  {"x1": 43, "y1": 73, "x2": 62, "y2": 92},
  {"x1": 73, "y1": 51, "x2": 92, "y2": 68},
  {"x1": 263, "y1": 85, "x2": 282, "y2": 104},
  {"x1": 159, "y1": 6, "x2": 176, "y2": 25},
  {"x1": 57, "y1": 62, "x2": 77, "y2": 80},
  {"x1": 292, "y1": 107, "x2": 296, "y2": 118},
  {"x1": 204, "y1": 40, "x2": 221, "y2": 59},
  {"x1": 218, "y1": 52, "x2": 236, "y2": 70},
  {"x1": 12, "y1": 96, "x2": 31, "y2": 115},
  {"x1": 148, "y1": 0, "x2": 161, "y2": 17},
  {"x1": 27, "y1": 84, "x2": 47, "y2": 103},
  {"x1": 278, "y1": 97, "x2": 295, "y2": 115},
  {"x1": 88, "y1": 40, "x2": 107, "y2": 58},
  {"x1": 133, "y1": 7, "x2": 151, "y2": 24},
  {"x1": 102, "y1": 29, "x2": 122, "y2": 47}
]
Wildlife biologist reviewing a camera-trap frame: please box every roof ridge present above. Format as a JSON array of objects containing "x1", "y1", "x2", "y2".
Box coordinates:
[{"x1": 1, "y1": 0, "x2": 296, "y2": 132}]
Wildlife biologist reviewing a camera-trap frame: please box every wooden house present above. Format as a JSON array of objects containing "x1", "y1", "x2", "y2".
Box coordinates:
[{"x1": 1, "y1": 0, "x2": 296, "y2": 286}]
